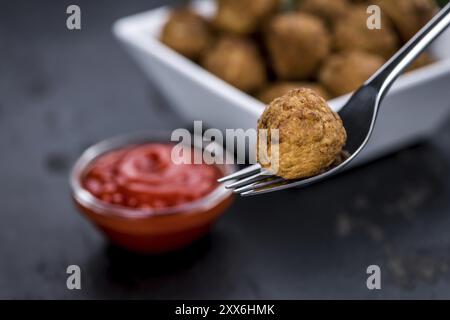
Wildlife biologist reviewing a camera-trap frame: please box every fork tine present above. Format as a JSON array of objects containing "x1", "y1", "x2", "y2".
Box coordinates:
[
  {"x1": 233, "y1": 177, "x2": 285, "y2": 194},
  {"x1": 225, "y1": 170, "x2": 273, "y2": 189},
  {"x1": 217, "y1": 164, "x2": 261, "y2": 183},
  {"x1": 241, "y1": 172, "x2": 329, "y2": 196},
  {"x1": 240, "y1": 188, "x2": 273, "y2": 197}
]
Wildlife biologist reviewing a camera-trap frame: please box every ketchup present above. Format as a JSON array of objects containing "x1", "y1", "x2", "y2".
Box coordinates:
[{"x1": 82, "y1": 144, "x2": 222, "y2": 209}]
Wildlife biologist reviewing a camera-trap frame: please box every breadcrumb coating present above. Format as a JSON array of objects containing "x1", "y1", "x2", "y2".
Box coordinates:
[
  {"x1": 160, "y1": 9, "x2": 212, "y2": 60},
  {"x1": 214, "y1": 0, "x2": 280, "y2": 34},
  {"x1": 257, "y1": 88, "x2": 347, "y2": 179},
  {"x1": 319, "y1": 51, "x2": 384, "y2": 97},
  {"x1": 202, "y1": 36, "x2": 267, "y2": 93},
  {"x1": 258, "y1": 82, "x2": 331, "y2": 104},
  {"x1": 333, "y1": 5, "x2": 400, "y2": 59},
  {"x1": 265, "y1": 13, "x2": 331, "y2": 80}
]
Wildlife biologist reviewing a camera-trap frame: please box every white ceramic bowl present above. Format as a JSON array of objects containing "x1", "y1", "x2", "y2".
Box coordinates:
[{"x1": 113, "y1": 0, "x2": 450, "y2": 165}]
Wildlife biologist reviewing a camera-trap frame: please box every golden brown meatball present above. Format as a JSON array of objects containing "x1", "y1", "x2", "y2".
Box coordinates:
[
  {"x1": 160, "y1": 9, "x2": 212, "y2": 60},
  {"x1": 333, "y1": 5, "x2": 400, "y2": 59},
  {"x1": 319, "y1": 51, "x2": 384, "y2": 97},
  {"x1": 257, "y1": 82, "x2": 330, "y2": 104},
  {"x1": 298, "y1": 0, "x2": 350, "y2": 26},
  {"x1": 265, "y1": 13, "x2": 331, "y2": 80},
  {"x1": 202, "y1": 36, "x2": 267, "y2": 93},
  {"x1": 377, "y1": 0, "x2": 438, "y2": 42},
  {"x1": 214, "y1": 0, "x2": 280, "y2": 34},
  {"x1": 257, "y1": 88, "x2": 347, "y2": 179}
]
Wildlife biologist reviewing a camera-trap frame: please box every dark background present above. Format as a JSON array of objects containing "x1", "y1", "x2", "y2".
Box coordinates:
[{"x1": 1, "y1": 0, "x2": 450, "y2": 299}]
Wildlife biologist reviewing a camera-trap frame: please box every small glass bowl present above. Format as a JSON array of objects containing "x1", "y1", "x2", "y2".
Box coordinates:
[{"x1": 70, "y1": 132, "x2": 236, "y2": 254}]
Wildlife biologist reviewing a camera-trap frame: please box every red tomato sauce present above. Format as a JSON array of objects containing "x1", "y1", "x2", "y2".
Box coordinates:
[{"x1": 82, "y1": 143, "x2": 222, "y2": 209}]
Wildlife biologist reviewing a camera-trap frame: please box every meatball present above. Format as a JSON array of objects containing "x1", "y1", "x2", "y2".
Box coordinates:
[
  {"x1": 160, "y1": 9, "x2": 212, "y2": 60},
  {"x1": 333, "y1": 6, "x2": 400, "y2": 59},
  {"x1": 265, "y1": 13, "x2": 331, "y2": 80},
  {"x1": 202, "y1": 36, "x2": 267, "y2": 93},
  {"x1": 298, "y1": 0, "x2": 350, "y2": 26},
  {"x1": 214, "y1": 0, "x2": 280, "y2": 34},
  {"x1": 319, "y1": 51, "x2": 385, "y2": 97},
  {"x1": 377, "y1": 0, "x2": 438, "y2": 42},
  {"x1": 257, "y1": 82, "x2": 330, "y2": 104},
  {"x1": 257, "y1": 88, "x2": 347, "y2": 180}
]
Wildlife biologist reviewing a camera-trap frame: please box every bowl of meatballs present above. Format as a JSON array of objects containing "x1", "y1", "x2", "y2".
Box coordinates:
[{"x1": 114, "y1": 0, "x2": 450, "y2": 165}]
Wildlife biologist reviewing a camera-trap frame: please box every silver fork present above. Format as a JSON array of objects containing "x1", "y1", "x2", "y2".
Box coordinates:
[{"x1": 219, "y1": 2, "x2": 450, "y2": 196}]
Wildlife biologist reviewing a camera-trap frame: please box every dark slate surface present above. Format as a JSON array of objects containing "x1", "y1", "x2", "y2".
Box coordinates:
[{"x1": 1, "y1": 0, "x2": 450, "y2": 299}]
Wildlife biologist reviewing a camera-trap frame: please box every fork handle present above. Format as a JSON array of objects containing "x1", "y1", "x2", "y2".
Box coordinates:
[{"x1": 367, "y1": 2, "x2": 450, "y2": 101}]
